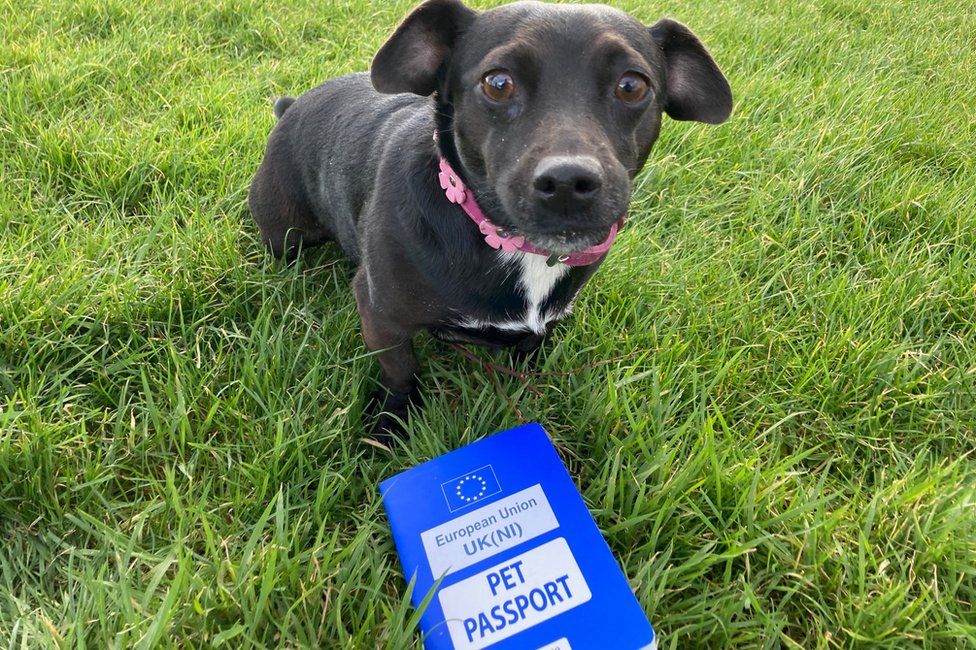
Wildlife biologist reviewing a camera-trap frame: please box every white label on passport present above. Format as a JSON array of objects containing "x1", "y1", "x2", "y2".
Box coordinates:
[
  {"x1": 438, "y1": 537, "x2": 592, "y2": 650},
  {"x1": 421, "y1": 484, "x2": 558, "y2": 577},
  {"x1": 537, "y1": 638, "x2": 572, "y2": 650}
]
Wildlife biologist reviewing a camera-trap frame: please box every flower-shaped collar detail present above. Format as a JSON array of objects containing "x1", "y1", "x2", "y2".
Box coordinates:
[{"x1": 436, "y1": 146, "x2": 623, "y2": 267}]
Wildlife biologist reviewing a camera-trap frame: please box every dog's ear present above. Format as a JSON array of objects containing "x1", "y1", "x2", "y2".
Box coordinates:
[
  {"x1": 650, "y1": 19, "x2": 732, "y2": 124},
  {"x1": 371, "y1": 0, "x2": 477, "y2": 96}
]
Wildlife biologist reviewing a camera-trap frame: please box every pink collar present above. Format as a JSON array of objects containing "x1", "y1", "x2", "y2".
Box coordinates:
[{"x1": 437, "y1": 156, "x2": 623, "y2": 267}]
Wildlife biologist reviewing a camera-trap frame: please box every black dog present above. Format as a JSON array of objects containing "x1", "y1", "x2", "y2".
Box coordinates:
[{"x1": 248, "y1": 0, "x2": 732, "y2": 435}]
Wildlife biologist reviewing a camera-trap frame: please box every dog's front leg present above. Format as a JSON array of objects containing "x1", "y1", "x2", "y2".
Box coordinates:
[{"x1": 354, "y1": 269, "x2": 421, "y2": 437}]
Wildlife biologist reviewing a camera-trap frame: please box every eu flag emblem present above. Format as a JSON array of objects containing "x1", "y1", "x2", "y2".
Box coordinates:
[{"x1": 440, "y1": 465, "x2": 502, "y2": 512}]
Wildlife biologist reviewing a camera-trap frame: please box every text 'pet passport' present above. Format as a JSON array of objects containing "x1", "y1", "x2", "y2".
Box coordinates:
[{"x1": 380, "y1": 423, "x2": 656, "y2": 650}]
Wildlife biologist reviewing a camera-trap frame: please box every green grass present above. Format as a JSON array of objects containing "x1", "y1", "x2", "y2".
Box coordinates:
[{"x1": 1, "y1": 0, "x2": 975, "y2": 646}]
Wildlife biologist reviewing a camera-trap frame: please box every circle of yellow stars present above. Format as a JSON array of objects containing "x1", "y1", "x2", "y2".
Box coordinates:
[{"x1": 456, "y1": 475, "x2": 488, "y2": 503}]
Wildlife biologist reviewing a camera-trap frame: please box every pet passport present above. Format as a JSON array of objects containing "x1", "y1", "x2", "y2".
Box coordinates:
[{"x1": 380, "y1": 422, "x2": 656, "y2": 650}]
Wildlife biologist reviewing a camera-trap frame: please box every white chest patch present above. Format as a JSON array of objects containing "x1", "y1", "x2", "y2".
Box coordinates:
[
  {"x1": 455, "y1": 252, "x2": 573, "y2": 335},
  {"x1": 514, "y1": 252, "x2": 571, "y2": 333}
]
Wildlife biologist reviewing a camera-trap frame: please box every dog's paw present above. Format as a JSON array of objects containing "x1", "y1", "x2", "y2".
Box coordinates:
[
  {"x1": 372, "y1": 410, "x2": 409, "y2": 441},
  {"x1": 511, "y1": 334, "x2": 545, "y2": 367},
  {"x1": 367, "y1": 387, "x2": 421, "y2": 441}
]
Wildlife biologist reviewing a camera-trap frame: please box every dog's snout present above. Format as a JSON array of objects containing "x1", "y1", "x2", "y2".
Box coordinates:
[{"x1": 532, "y1": 156, "x2": 604, "y2": 211}]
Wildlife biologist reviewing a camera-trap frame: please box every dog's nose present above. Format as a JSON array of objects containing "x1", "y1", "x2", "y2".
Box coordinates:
[{"x1": 532, "y1": 156, "x2": 604, "y2": 211}]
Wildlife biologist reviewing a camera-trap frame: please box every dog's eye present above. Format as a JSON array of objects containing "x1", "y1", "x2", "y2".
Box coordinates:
[
  {"x1": 482, "y1": 71, "x2": 516, "y2": 102},
  {"x1": 615, "y1": 72, "x2": 651, "y2": 104}
]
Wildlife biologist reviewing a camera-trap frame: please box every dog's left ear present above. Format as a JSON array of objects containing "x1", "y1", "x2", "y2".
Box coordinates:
[
  {"x1": 371, "y1": 0, "x2": 477, "y2": 96},
  {"x1": 650, "y1": 19, "x2": 733, "y2": 124}
]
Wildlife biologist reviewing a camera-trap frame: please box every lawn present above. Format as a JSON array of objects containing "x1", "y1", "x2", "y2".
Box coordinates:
[{"x1": 1, "y1": 0, "x2": 975, "y2": 646}]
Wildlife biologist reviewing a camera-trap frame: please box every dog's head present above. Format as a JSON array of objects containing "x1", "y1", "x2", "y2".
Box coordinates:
[{"x1": 371, "y1": 0, "x2": 732, "y2": 254}]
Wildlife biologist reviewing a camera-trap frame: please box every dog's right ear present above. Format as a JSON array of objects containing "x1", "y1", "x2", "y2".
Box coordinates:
[
  {"x1": 371, "y1": 0, "x2": 476, "y2": 96},
  {"x1": 650, "y1": 19, "x2": 733, "y2": 124}
]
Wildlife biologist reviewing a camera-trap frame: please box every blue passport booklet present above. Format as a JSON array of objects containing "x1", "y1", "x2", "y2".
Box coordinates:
[{"x1": 380, "y1": 423, "x2": 656, "y2": 650}]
